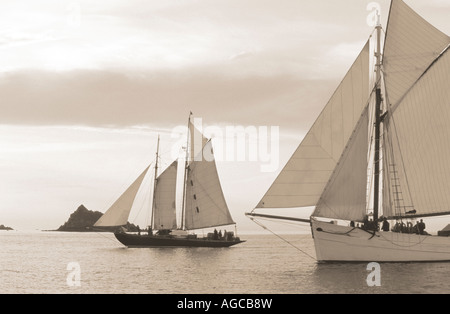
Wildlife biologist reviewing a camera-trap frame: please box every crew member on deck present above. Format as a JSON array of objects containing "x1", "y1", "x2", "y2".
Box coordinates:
[
  {"x1": 418, "y1": 219, "x2": 427, "y2": 235},
  {"x1": 382, "y1": 217, "x2": 390, "y2": 232}
]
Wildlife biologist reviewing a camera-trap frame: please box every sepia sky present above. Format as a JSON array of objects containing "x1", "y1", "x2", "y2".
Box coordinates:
[{"x1": 1, "y1": 0, "x2": 449, "y2": 232}]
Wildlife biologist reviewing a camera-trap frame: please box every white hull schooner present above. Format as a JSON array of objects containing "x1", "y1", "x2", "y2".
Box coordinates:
[
  {"x1": 248, "y1": 0, "x2": 450, "y2": 262},
  {"x1": 312, "y1": 219, "x2": 450, "y2": 262},
  {"x1": 94, "y1": 114, "x2": 244, "y2": 248}
]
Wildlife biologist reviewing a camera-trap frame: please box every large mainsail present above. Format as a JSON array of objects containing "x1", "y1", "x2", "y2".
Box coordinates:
[
  {"x1": 256, "y1": 40, "x2": 370, "y2": 209},
  {"x1": 381, "y1": 0, "x2": 450, "y2": 219},
  {"x1": 184, "y1": 139, "x2": 235, "y2": 230},
  {"x1": 383, "y1": 47, "x2": 450, "y2": 218},
  {"x1": 152, "y1": 161, "x2": 178, "y2": 230},
  {"x1": 94, "y1": 165, "x2": 150, "y2": 227}
]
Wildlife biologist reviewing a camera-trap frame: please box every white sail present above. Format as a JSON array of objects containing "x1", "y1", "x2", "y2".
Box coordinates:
[
  {"x1": 383, "y1": 0, "x2": 450, "y2": 108},
  {"x1": 152, "y1": 161, "x2": 178, "y2": 230},
  {"x1": 382, "y1": 47, "x2": 450, "y2": 218},
  {"x1": 184, "y1": 140, "x2": 235, "y2": 230},
  {"x1": 256, "y1": 40, "x2": 370, "y2": 209},
  {"x1": 313, "y1": 107, "x2": 369, "y2": 222},
  {"x1": 94, "y1": 165, "x2": 150, "y2": 227},
  {"x1": 189, "y1": 120, "x2": 208, "y2": 163}
]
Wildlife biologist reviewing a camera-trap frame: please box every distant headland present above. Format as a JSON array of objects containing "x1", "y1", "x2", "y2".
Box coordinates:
[
  {"x1": 0, "y1": 224, "x2": 13, "y2": 231},
  {"x1": 56, "y1": 204, "x2": 139, "y2": 232}
]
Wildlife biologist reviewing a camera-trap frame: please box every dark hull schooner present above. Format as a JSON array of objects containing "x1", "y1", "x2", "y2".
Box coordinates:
[
  {"x1": 114, "y1": 232, "x2": 245, "y2": 248},
  {"x1": 94, "y1": 114, "x2": 244, "y2": 248}
]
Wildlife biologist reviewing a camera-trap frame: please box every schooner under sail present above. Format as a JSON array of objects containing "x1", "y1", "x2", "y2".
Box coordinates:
[
  {"x1": 94, "y1": 114, "x2": 244, "y2": 248},
  {"x1": 247, "y1": 0, "x2": 450, "y2": 262}
]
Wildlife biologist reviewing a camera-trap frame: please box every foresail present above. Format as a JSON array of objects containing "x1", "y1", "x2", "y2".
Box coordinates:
[
  {"x1": 184, "y1": 140, "x2": 235, "y2": 230},
  {"x1": 256, "y1": 40, "x2": 370, "y2": 209},
  {"x1": 94, "y1": 165, "x2": 150, "y2": 227},
  {"x1": 152, "y1": 161, "x2": 178, "y2": 230},
  {"x1": 382, "y1": 47, "x2": 450, "y2": 218},
  {"x1": 383, "y1": 0, "x2": 450, "y2": 108},
  {"x1": 313, "y1": 107, "x2": 369, "y2": 222}
]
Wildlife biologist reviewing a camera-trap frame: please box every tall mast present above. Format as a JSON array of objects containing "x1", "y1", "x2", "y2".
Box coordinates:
[
  {"x1": 181, "y1": 112, "x2": 192, "y2": 230},
  {"x1": 150, "y1": 134, "x2": 160, "y2": 230},
  {"x1": 373, "y1": 13, "x2": 383, "y2": 222}
]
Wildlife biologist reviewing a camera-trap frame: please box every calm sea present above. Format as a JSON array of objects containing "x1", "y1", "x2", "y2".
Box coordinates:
[{"x1": 1, "y1": 230, "x2": 450, "y2": 295}]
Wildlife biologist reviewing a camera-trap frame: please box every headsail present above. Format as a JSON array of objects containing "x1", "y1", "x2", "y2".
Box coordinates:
[
  {"x1": 94, "y1": 165, "x2": 150, "y2": 227},
  {"x1": 256, "y1": 40, "x2": 370, "y2": 209},
  {"x1": 313, "y1": 107, "x2": 369, "y2": 222},
  {"x1": 184, "y1": 140, "x2": 235, "y2": 230},
  {"x1": 383, "y1": 0, "x2": 450, "y2": 108},
  {"x1": 152, "y1": 161, "x2": 178, "y2": 230}
]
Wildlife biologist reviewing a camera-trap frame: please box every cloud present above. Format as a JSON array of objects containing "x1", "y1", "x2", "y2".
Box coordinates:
[
  {"x1": 0, "y1": 0, "x2": 385, "y2": 137},
  {"x1": 0, "y1": 0, "x2": 378, "y2": 73},
  {"x1": 0, "y1": 69, "x2": 338, "y2": 133}
]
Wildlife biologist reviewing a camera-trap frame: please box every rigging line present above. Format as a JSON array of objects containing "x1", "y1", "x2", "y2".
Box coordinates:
[
  {"x1": 158, "y1": 148, "x2": 179, "y2": 165},
  {"x1": 93, "y1": 230, "x2": 125, "y2": 247},
  {"x1": 389, "y1": 115, "x2": 415, "y2": 213},
  {"x1": 384, "y1": 127, "x2": 405, "y2": 217},
  {"x1": 250, "y1": 217, "x2": 317, "y2": 262},
  {"x1": 383, "y1": 123, "x2": 399, "y2": 216}
]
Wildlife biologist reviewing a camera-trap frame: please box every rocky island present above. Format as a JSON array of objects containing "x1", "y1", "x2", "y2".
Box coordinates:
[
  {"x1": 57, "y1": 204, "x2": 139, "y2": 232},
  {"x1": 0, "y1": 224, "x2": 13, "y2": 231}
]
